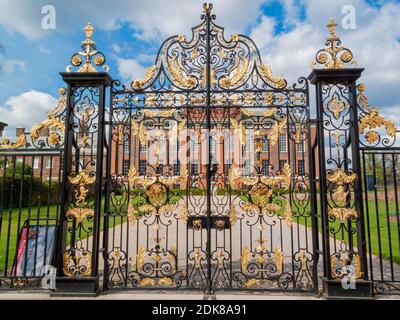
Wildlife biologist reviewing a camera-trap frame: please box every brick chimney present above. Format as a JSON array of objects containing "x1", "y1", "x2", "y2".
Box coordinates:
[
  {"x1": 0, "y1": 122, "x2": 7, "y2": 137},
  {"x1": 16, "y1": 127, "x2": 26, "y2": 136}
]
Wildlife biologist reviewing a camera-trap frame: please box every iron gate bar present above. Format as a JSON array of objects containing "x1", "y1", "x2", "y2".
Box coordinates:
[
  {"x1": 1, "y1": 2, "x2": 398, "y2": 297},
  {"x1": 105, "y1": 2, "x2": 316, "y2": 293}
]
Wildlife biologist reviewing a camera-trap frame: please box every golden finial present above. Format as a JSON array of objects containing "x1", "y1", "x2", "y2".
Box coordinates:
[
  {"x1": 66, "y1": 22, "x2": 109, "y2": 73},
  {"x1": 311, "y1": 18, "x2": 357, "y2": 70},
  {"x1": 203, "y1": 3, "x2": 213, "y2": 14}
]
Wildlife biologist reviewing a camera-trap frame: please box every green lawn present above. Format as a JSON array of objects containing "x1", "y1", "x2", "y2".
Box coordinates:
[
  {"x1": 0, "y1": 192, "x2": 184, "y2": 274},
  {"x1": 292, "y1": 198, "x2": 400, "y2": 264},
  {"x1": 1, "y1": 195, "x2": 399, "y2": 274}
]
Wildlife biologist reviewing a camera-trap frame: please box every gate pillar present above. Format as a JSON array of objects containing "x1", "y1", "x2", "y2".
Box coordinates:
[
  {"x1": 52, "y1": 23, "x2": 112, "y2": 296},
  {"x1": 308, "y1": 19, "x2": 373, "y2": 298}
]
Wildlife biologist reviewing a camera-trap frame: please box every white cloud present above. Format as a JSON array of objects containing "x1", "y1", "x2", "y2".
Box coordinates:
[
  {"x1": 2, "y1": 59, "x2": 27, "y2": 74},
  {"x1": 0, "y1": 90, "x2": 57, "y2": 136},
  {"x1": 0, "y1": 0, "x2": 266, "y2": 41},
  {"x1": 250, "y1": 0, "x2": 400, "y2": 118},
  {"x1": 116, "y1": 58, "x2": 146, "y2": 83},
  {"x1": 39, "y1": 46, "x2": 51, "y2": 54}
]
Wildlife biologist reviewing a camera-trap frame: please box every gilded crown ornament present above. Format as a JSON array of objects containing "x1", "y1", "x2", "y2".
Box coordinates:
[
  {"x1": 66, "y1": 22, "x2": 109, "y2": 73},
  {"x1": 311, "y1": 18, "x2": 357, "y2": 69}
]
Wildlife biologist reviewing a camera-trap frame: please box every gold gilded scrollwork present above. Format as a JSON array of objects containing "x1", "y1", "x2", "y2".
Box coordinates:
[
  {"x1": 68, "y1": 171, "x2": 96, "y2": 205},
  {"x1": 311, "y1": 19, "x2": 357, "y2": 70},
  {"x1": 131, "y1": 65, "x2": 157, "y2": 89},
  {"x1": 231, "y1": 119, "x2": 246, "y2": 146},
  {"x1": 357, "y1": 84, "x2": 397, "y2": 144},
  {"x1": 67, "y1": 23, "x2": 109, "y2": 73},
  {"x1": 326, "y1": 169, "x2": 356, "y2": 204},
  {"x1": 244, "y1": 279, "x2": 261, "y2": 288},
  {"x1": 0, "y1": 134, "x2": 26, "y2": 150},
  {"x1": 327, "y1": 97, "x2": 347, "y2": 120},
  {"x1": 31, "y1": 89, "x2": 66, "y2": 145},
  {"x1": 328, "y1": 208, "x2": 358, "y2": 224},
  {"x1": 63, "y1": 240, "x2": 92, "y2": 277},
  {"x1": 139, "y1": 278, "x2": 156, "y2": 286},
  {"x1": 66, "y1": 208, "x2": 93, "y2": 223},
  {"x1": 269, "y1": 117, "x2": 286, "y2": 146},
  {"x1": 274, "y1": 247, "x2": 283, "y2": 274},
  {"x1": 284, "y1": 202, "x2": 293, "y2": 227},
  {"x1": 1, "y1": 87, "x2": 66, "y2": 149},
  {"x1": 220, "y1": 54, "x2": 249, "y2": 88},
  {"x1": 330, "y1": 252, "x2": 363, "y2": 279},
  {"x1": 326, "y1": 169, "x2": 358, "y2": 223},
  {"x1": 259, "y1": 64, "x2": 286, "y2": 89},
  {"x1": 168, "y1": 55, "x2": 196, "y2": 89},
  {"x1": 241, "y1": 247, "x2": 249, "y2": 272}
]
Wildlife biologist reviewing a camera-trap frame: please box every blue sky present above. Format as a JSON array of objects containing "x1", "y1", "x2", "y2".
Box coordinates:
[{"x1": 0, "y1": 0, "x2": 399, "y2": 135}]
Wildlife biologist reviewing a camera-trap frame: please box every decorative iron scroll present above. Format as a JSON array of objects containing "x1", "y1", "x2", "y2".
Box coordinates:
[
  {"x1": 62, "y1": 84, "x2": 101, "y2": 277},
  {"x1": 66, "y1": 23, "x2": 109, "y2": 73},
  {"x1": 0, "y1": 87, "x2": 67, "y2": 150},
  {"x1": 357, "y1": 83, "x2": 397, "y2": 147},
  {"x1": 311, "y1": 18, "x2": 357, "y2": 70},
  {"x1": 107, "y1": 2, "x2": 314, "y2": 292}
]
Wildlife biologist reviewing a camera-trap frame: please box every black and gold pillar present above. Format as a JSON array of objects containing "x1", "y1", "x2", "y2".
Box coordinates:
[{"x1": 308, "y1": 19, "x2": 372, "y2": 298}]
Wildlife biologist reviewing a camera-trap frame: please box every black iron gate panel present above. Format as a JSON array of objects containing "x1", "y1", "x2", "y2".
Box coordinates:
[
  {"x1": 361, "y1": 148, "x2": 400, "y2": 294},
  {"x1": 104, "y1": 3, "x2": 317, "y2": 293}
]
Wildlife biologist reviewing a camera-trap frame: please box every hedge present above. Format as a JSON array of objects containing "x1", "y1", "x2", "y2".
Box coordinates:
[{"x1": 0, "y1": 174, "x2": 60, "y2": 208}]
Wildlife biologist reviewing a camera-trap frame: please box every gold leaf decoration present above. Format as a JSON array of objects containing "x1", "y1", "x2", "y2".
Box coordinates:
[
  {"x1": 66, "y1": 208, "x2": 94, "y2": 223},
  {"x1": 220, "y1": 55, "x2": 249, "y2": 88},
  {"x1": 274, "y1": 247, "x2": 283, "y2": 274},
  {"x1": 327, "y1": 97, "x2": 347, "y2": 119},
  {"x1": 139, "y1": 278, "x2": 155, "y2": 286},
  {"x1": 269, "y1": 118, "x2": 286, "y2": 146},
  {"x1": 241, "y1": 247, "x2": 249, "y2": 272},
  {"x1": 259, "y1": 64, "x2": 286, "y2": 89},
  {"x1": 311, "y1": 19, "x2": 357, "y2": 70},
  {"x1": 159, "y1": 277, "x2": 174, "y2": 287},
  {"x1": 328, "y1": 207, "x2": 358, "y2": 224},
  {"x1": 244, "y1": 279, "x2": 260, "y2": 288},
  {"x1": 284, "y1": 202, "x2": 293, "y2": 227},
  {"x1": 136, "y1": 246, "x2": 146, "y2": 272},
  {"x1": 167, "y1": 55, "x2": 196, "y2": 89},
  {"x1": 230, "y1": 203, "x2": 238, "y2": 225},
  {"x1": 0, "y1": 134, "x2": 26, "y2": 150},
  {"x1": 326, "y1": 169, "x2": 357, "y2": 185},
  {"x1": 179, "y1": 204, "x2": 188, "y2": 224},
  {"x1": 231, "y1": 119, "x2": 246, "y2": 145},
  {"x1": 131, "y1": 65, "x2": 157, "y2": 89}
]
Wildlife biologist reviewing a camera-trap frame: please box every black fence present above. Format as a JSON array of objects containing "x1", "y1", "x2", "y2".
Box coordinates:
[
  {"x1": 0, "y1": 151, "x2": 62, "y2": 288},
  {"x1": 361, "y1": 147, "x2": 400, "y2": 294}
]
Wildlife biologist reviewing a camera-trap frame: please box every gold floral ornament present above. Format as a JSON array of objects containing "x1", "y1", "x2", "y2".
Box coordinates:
[
  {"x1": 66, "y1": 23, "x2": 109, "y2": 73},
  {"x1": 68, "y1": 171, "x2": 96, "y2": 205},
  {"x1": 259, "y1": 64, "x2": 287, "y2": 89},
  {"x1": 31, "y1": 87, "x2": 66, "y2": 146},
  {"x1": 63, "y1": 240, "x2": 92, "y2": 277},
  {"x1": 330, "y1": 251, "x2": 363, "y2": 279},
  {"x1": 0, "y1": 134, "x2": 27, "y2": 150},
  {"x1": 357, "y1": 84, "x2": 397, "y2": 144},
  {"x1": 327, "y1": 97, "x2": 347, "y2": 120},
  {"x1": 131, "y1": 65, "x2": 157, "y2": 90},
  {"x1": 326, "y1": 169, "x2": 358, "y2": 223},
  {"x1": 311, "y1": 18, "x2": 357, "y2": 70},
  {"x1": 220, "y1": 53, "x2": 249, "y2": 89}
]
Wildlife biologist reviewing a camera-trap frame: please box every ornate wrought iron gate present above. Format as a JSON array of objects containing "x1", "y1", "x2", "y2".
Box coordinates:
[
  {"x1": 1, "y1": 2, "x2": 399, "y2": 297},
  {"x1": 104, "y1": 3, "x2": 317, "y2": 293}
]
